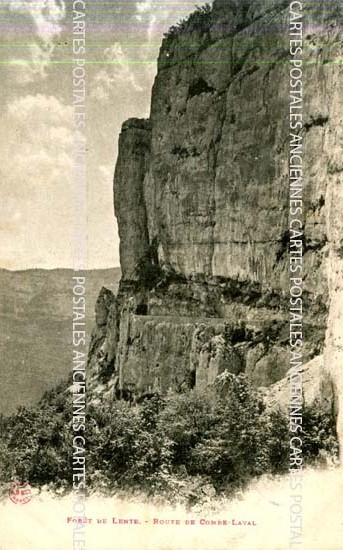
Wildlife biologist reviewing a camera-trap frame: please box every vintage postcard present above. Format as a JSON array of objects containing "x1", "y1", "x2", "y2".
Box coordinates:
[{"x1": 0, "y1": 0, "x2": 342, "y2": 549}]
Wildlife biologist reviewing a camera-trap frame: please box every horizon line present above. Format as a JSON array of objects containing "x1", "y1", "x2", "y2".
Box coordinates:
[{"x1": 0, "y1": 266, "x2": 121, "y2": 273}]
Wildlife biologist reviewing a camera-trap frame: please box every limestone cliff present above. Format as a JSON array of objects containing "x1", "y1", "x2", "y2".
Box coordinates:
[
  {"x1": 323, "y1": 49, "x2": 343, "y2": 456},
  {"x1": 88, "y1": 0, "x2": 342, "y2": 407}
]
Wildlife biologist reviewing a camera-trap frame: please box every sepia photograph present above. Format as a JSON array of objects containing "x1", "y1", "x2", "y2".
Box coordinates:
[{"x1": 0, "y1": 0, "x2": 342, "y2": 548}]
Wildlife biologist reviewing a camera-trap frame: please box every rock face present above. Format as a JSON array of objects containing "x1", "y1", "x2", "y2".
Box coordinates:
[
  {"x1": 322, "y1": 52, "x2": 343, "y2": 456},
  {"x1": 88, "y1": 1, "x2": 342, "y2": 413},
  {"x1": 87, "y1": 287, "x2": 118, "y2": 396},
  {"x1": 114, "y1": 118, "x2": 152, "y2": 281},
  {"x1": 265, "y1": 355, "x2": 326, "y2": 411}
]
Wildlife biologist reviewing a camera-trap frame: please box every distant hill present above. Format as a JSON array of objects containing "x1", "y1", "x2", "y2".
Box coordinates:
[{"x1": 0, "y1": 268, "x2": 121, "y2": 415}]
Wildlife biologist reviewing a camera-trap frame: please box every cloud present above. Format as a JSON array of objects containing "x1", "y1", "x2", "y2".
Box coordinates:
[
  {"x1": 0, "y1": 200, "x2": 22, "y2": 232},
  {"x1": 3, "y1": 94, "x2": 73, "y2": 184},
  {"x1": 0, "y1": 93, "x2": 120, "y2": 269},
  {"x1": 7, "y1": 0, "x2": 65, "y2": 39},
  {"x1": 7, "y1": 93, "x2": 72, "y2": 124},
  {"x1": 92, "y1": 43, "x2": 144, "y2": 101},
  {"x1": 136, "y1": 0, "x2": 153, "y2": 15},
  {"x1": 91, "y1": 1, "x2": 200, "y2": 103},
  {"x1": 135, "y1": 0, "x2": 153, "y2": 21},
  {"x1": 134, "y1": 0, "x2": 195, "y2": 37},
  {"x1": 0, "y1": 94, "x2": 75, "y2": 268},
  {"x1": 2, "y1": 0, "x2": 66, "y2": 81},
  {"x1": 135, "y1": 1, "x2": 159, "y2": 40}
]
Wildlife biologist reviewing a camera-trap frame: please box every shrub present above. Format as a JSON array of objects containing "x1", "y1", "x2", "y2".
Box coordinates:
[
  {"x1": 0, "y1": 373, "x2": 339, "y2": 500},
  {"x1": 158, "y1": 375, "x2": 286, "y2": 491},
  {"x1": 264, "y1": 407, "x2": 290, "y2": 474},
  {"x1": 164, "y1": 4, "x2": 213, "y2": 41},
  {"x1": 189, "y1": 374, "x2": 271, "y2": 489},
  {"x1": 302, "y1": 399, "x2": 339, "y2": 463},
  {"x1": 0, "y1": 403, "x2": 71, "y2": 488},
  {"x1": 158, "y1": 390, "x2": 214, "y2": 466},
  {"x1": 87, "y1": 399, "x2": 173, "y2": 491}
]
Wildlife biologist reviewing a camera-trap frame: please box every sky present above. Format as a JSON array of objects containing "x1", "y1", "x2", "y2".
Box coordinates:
[{"x1": 0, "y1": 0, "x2": 201, "y2": 270}]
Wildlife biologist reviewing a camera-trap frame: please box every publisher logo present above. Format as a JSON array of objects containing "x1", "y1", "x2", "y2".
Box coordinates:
[{"x1": 8, "y1": 481, "x2": 32, "y2": 505}]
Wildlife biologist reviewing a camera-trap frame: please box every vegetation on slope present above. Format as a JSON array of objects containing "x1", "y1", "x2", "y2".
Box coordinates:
[
  {"x1": 0, "y1": 373, "x2": 338, "y2": 503},
  {"x1": 163, "y1": 3, "x2": 213, "y2": 42}
]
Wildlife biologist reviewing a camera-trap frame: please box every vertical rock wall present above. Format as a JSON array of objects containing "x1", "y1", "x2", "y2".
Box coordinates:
[
  {"x1": 114, "y1": 118, "x2": 151, "y2": 281},
  {"x1": 88, "y1": 1, "x2": 342, "y2": 410},
  {"x1": 323, "y1": 36, "x2": 343, "y2": 454}
]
